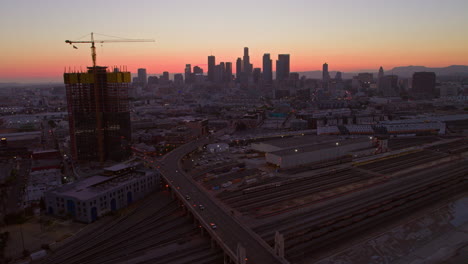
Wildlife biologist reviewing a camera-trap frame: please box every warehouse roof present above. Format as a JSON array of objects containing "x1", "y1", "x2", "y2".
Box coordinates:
[
  {"x1": 269, "y1": 137, "x2": 372, "y2": 157},
  {"x1": 48, "y1": 169, "x2": 154, "y2": 201},
  {"x1": 256, "y1": 135, "x2": 339, "y2": 149}
]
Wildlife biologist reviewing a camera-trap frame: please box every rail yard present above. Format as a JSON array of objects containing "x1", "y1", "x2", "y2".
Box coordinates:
[
  {"x1": 39, "y1": 192, "x2": 224, "y2": 264},
  {"x1": 186, "y1": 136, "x2": 468, "y2": 263}
]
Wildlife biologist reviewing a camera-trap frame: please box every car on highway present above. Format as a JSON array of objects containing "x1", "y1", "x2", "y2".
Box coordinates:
[
  {"x1": 210, "y1": 223, "x2": 217, "y2": 229},
  {"x1": 199, "y1": 204, "x2": 205, "y2": 210},
  {"x1": 185, "y1": 195, "x2": 191, "y2": 200}
]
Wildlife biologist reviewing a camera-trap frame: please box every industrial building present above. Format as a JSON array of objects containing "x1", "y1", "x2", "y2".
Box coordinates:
[
  {"x1": 317, "y1": 122, "x2": 446, "y2": 136},
  {"x1": 0, "y1": 131, "x2": 42, "y2": 148},
  {"x1": 64, "y1": 66, "x2": 132, "y2": 162},
  {"x1": 266, "y1": 137, "x2": 373, "y2": 168},
  {"x1": 44, "y1": 162, "x2": 159, "y2": 223},
  {"x1": 250, "y1": 135, "x2": 339, "y2": 153},
  {"x1": 25, "y1": 169, "x2": 62, "y2": 207}
]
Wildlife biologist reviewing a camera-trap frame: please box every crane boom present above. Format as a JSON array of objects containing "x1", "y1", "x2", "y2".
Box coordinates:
[{"x1": 65, "y1": 32, "x2": 155, "y2": 67}]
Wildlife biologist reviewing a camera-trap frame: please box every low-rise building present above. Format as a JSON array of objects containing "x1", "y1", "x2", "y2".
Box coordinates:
[
  {"x1": 265, "y1": 137, "x2": 373, "y2": 168},
  {"x1": 0, "y1": 131, "x2": 42, "y2": 148},
  {"x1": 44, "y1": 162, "x2": 160, "y2": 223},
  {"x1": 24, "y1": 169, "x2": 62, "y2": 207}
]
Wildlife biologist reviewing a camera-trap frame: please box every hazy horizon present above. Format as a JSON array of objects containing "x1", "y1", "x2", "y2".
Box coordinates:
[{"x1": 2, "y1": 64, "x2": 468, "y2": 84}]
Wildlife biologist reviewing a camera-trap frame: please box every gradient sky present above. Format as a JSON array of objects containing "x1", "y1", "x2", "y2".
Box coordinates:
[{"x1": 1, "y1": 0, "x2": 468, "y2": 82}]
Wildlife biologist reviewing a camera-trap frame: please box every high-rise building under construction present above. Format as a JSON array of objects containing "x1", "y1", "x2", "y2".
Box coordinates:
[{"x1": 64, "y1": 66, "x2": 132, "y2": 162}]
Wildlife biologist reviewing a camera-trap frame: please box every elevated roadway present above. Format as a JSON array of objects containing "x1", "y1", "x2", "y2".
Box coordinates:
[{"x1": 158, "y1": 136, "x2": 287, "y2": 264}]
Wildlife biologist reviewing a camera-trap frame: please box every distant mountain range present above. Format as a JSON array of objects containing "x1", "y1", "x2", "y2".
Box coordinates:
[
  {"x1": 388, "y1": 65, "x2": 468, "y2": 77},
  {"x1": 297, "y1": 65, "x2": 468, "y2": 79}
]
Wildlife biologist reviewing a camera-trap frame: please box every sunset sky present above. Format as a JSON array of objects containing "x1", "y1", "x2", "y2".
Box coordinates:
[{"x1": 1, "y1": 0, "x2": 467, "y2": 82}]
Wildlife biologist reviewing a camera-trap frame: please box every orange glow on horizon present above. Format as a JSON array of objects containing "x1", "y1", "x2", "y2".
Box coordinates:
[{"x1": 1, "y1": 47, "x2": 467, "y2": 81}]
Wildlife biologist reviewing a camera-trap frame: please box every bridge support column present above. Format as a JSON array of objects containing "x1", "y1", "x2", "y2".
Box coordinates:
[
  {"x1": 274, "y1": 231, "x2": 285, "y2": 259},
  {"x1": 224, "y1": 253, "x2": 231, "y2": 264},
  {"x1": 236, "y1": 243, "x2": 246, "y2": 264}
]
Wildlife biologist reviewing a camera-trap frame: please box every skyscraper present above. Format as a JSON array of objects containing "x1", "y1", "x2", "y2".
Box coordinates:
[
  {"x1": 262, "y1": 53, "x2": 273, "y2": 84},
  {"x1": 276, "y1": 54, "x2": 290, "y2": 81},
  {"x1": 236, "y1": 58, "x2": 242, "y2": 83},
  {"x1": 322, "y1": 63, "x2": 330, "y2": 90},
  {"x1": 148, "y1": 76, "x2": 159, "y2": 85},
  {"x1": 412, "y1": 72, "x2": 436, "y2": 99},
  {"x1": 214, "y1": 62, "x2": 226, "y2": 83},
  {"x1": 243, "y1": 47, "x2": 252, "y2": 78},
  {"x1": 377, "y1": 66, "x2": 385, "y2": 92},
  {"x1": 322, "y1": 63, "x2": 329, "y2": 81},
  {"x1": 184, "y1": 64, "x2": 192, "y2": 84},
  {"x1": 174, "y1": 73, "x2": 184, "y2": 86},
  {"x1": 225, "y1": 62, "x2": 232, "y2": 83},
  {"x1": 64, "y1": 66, "x2": 132, "y2": 162},
  {"x1": 160, "y1": 71, "x2": 170, "y2": 85},
  {"x1": 378, "y1": 66, "x2": 384, "y2": 79},
  {"x1": 253, "y1": 68, "x2": 261, "y2": 84},
  {"x1": 208, "y1": 55, "x2": 216, "y2": 82},
  {"x1": 380, "y1": 75, "x2": 399, "y2": 97},
  {"x1": 357, "y1": 73, "x2": 373, "y2": 84},
  {"x1": 214, "y1": 64, "x2": 224, "y2": 83},
  {"x1": 335, "y1": 71, "x2": 342, "y2": 81},
  {"x1": 193, "y1": 66, "x2": 203, "y2": 74},
  {"x1": 137, "y1": 68, "x2": 147, "y2": 85}
]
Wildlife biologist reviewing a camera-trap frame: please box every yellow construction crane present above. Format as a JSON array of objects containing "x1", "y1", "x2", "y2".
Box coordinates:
[
  {"x1": 65, "y1": 32, "x2": 155, "y2": 67},
  {"x1": 65, "y1": 33, "x2": 154, "y2": 163}
]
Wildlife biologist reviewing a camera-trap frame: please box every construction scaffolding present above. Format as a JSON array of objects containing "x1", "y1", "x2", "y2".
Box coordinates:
[{"x1": 64, "y1": 66, "x2": 132, "y2": 162}]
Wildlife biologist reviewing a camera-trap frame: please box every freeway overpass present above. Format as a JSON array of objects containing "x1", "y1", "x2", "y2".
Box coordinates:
[{"x1": 158, "y1": 136, "x2": 288, "y2": 264}]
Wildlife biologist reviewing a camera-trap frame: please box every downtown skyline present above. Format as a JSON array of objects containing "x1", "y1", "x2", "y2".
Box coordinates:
[{"x1": 1, "y1": 0, "x2": 468, "y2": 82}]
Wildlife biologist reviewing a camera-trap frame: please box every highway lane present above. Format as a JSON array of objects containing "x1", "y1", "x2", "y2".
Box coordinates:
[{"x1": 159, "y1": 137, "x2": 286, "y2": 264}]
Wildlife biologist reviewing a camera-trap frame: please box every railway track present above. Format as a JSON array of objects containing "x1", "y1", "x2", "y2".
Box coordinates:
[
  {"x1": 369, "y1": 153, "x2": 448, "y2": 175},
  {"x1": 217, "y1": 169, "x2": 373, "y2": 211},
  {"x1": 41, "y1": 193, "x2": 175, "y2": 263},
  {"x1": 254, "y1": 162, "x2": 467, "y2": 238},
  {"x1": 285, "y1": 178, "x2": 465, "y2": 263},
  {"x1": 357, "y1": 150, "x2": 447, "y2": 173},
  {"x1": 218, "y1": 150, "x2": 453, "y2": 217},
  {"x1": 427, "y1": 139, "x2": 468, "y2": 153},
  {"x1": 230, "y1": 172, "x2": 375, "y2": 212},
  {"x1": 40, "y1": 192, "x2": 224, "y2": 264},
  {"x1": 250, "y1": 162, "x2": 467, "y2": 263},
  {"x1": 387, "y1": 136, "x2": 439, "y2": 150},
  {"x1": 138, "y1": 246, "x2": 224, "y2": 264},
  {"x1": 42, "y1": 198, "x2": 180, "y2": 263}
]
